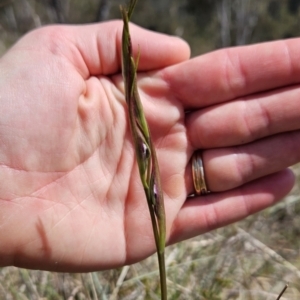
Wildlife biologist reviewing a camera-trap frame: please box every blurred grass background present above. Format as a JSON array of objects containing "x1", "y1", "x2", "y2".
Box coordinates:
[{"x1": 1, "y1": 0, "x2": 300, "y2": 299}]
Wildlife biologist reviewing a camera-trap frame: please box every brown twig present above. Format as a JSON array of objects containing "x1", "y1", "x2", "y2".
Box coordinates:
[{"x1": 276, "y1": 283, "x2": 288, "y2": 300}]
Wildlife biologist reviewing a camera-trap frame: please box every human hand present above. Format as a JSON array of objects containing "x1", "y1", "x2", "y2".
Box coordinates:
[{"x1": 0, "y1": 22, "x2": 298, "y2": 272}]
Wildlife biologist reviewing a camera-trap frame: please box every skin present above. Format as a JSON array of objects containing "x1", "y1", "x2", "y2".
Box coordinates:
[{"x1": 0, "y1": 21, "x2": 299, "y2": 272}]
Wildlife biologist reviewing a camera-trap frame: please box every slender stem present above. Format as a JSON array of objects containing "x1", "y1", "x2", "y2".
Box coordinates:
[
  {"x1": 120, "y1": 1, "x2": 167, "y2": 299},
  {"x1": 157, "y1": 251, "x2": 167, "y2": 300},
  {"x1": 146, "y1": 198, "x2": 167, "y2": 300},
  {"x1": 276, "y1": 284, "x2": 288, "y2": 300}
]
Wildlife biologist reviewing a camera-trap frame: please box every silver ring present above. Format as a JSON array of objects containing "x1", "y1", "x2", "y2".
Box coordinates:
[{"x1": 192, "y1": 151, "x2": 209, "y2": 195}]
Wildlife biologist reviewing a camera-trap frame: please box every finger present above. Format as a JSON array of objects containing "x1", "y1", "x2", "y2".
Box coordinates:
[
  {"x1": 186, "y1": 85, "x2": 300, "y2": 148},
  {"x1": 186, "y1": 130, "x2": 300, "y2": 193},
  {"x1": 170, "y1": 169, "x2": 295, "y2": 244},
  {"x1": 14, "y1": 22, "x2": 190, "y2": 78},
  {"x1": 162, "y1": 38, "x2": 300, "y2": 108}
]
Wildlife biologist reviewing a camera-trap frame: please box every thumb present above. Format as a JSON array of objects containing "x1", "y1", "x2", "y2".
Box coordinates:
[{"x1": 10, "y1": 21, "x2": 190, "y2": 78}]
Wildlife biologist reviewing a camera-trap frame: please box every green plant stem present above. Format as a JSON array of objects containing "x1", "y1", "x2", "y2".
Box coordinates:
[
  {"x1": 120, "y1": 1, "x2": 167, "y2": 299},
  {"x1": 157, "y1": 251, "x2": 167, "y2": 300},
  {"x1": 146, "y1": 195, "x2": 167, "y2": 300}
]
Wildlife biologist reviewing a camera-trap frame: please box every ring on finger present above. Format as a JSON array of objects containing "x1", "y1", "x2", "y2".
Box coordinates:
[{"x1": 192, "y1": 151, "x2": 210, "y2": 195}]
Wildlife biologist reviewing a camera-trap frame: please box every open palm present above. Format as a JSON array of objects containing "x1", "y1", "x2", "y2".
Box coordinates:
[{"x1": 0, "y1": 21, "x2": 298, "y2": 271}]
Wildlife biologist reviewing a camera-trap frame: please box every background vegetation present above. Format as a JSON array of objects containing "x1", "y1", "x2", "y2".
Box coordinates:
[{"x1": 1, "y1": 0, "x2": 300, "y2": 299}]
